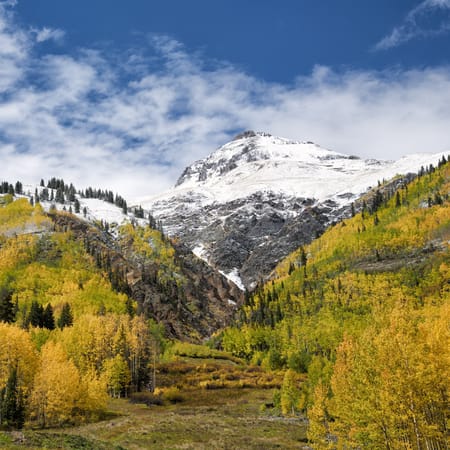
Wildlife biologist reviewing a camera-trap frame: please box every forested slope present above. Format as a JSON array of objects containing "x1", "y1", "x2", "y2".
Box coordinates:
[
  {"x1": 222, "y1": 158, "x2": 450, "y2": 449},
  {"x1": 0, "y1": 195, "x2": 240, "y2": 429}
]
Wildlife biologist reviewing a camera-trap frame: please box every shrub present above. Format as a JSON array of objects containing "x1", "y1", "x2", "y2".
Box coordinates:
[
  {"x1": 156, "y1": 387, "x2": 184, "y2": 403},
  {"x1": 129, "y1": 392, "x2": 163, "y2": 407}
]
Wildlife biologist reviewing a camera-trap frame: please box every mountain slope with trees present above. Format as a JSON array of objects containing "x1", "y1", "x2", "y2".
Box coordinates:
[
  {"x1": 0, "y1": 193, "x2": 241, "y2": 429},
  {"x1": 221, "y1": 157, "x2": 449, "y2": 449}
]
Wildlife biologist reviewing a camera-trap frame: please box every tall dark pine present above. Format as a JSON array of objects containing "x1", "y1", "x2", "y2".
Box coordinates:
[
  {"x1": 28, "y1": 300, "x2": 44, "y2": 327},
  {"x1": 57, "y1": 303, "x2": 73, "y2": 329},
  {"x1": 42, "y1": 304, "x2": 55, "y2": 330},
  {"x1": 14, "y1": 182, "x2": 22, "y2": 195},
  {"x1": 0, "y1": 288, "x2": 15, "y2": 323},
  {"x1": 55, "y1": 188, "x2": 64, "y2": 204},
  {"x1": 0, "y1": 366, "x2": 25, "y2": 429},
  {"x1": 74, "y1": 198, "x2": 80, "y2": 213}
]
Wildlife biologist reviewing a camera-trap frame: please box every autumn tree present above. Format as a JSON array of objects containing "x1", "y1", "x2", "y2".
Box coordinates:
[
  {"x1": 280, "y1": 369, "x2": 301, "y2": 416},
  {"x1": 29, "y1": 341, "x2": 105, "y2": 427},
  {"x1": 102, "y1": 355, "x2": 131, "y2": 398}
]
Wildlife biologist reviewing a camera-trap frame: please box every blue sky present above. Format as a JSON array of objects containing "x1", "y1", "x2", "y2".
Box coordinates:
[{"x1": 1, "y1": 0, "x2": 450, "y2": 198}]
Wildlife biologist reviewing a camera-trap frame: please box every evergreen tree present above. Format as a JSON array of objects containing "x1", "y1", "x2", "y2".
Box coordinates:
[
  {"x1": 40, "y1": 188, "x2": 49, "y2": 201},
  {"x1": 67, "y1": 184, "x2": 76, "y2": 202},
  {"x1": 395, "y1": 191, "x2": 401, "y2": 207},
  {"x1": 14, "y1": 181, "x2": 23, "y2": 195},
  {"x1": 74, "y1": 198, "x2": 80, "y2": 214},
  {"x1": 0, "y1": 366, "x2": 25, "y2": 429},
  {"x1": 125, "y1": 297, "x2": 135, "y2": 317},
  {"x1": 43, "y1": 304, "x2": 55, "y2": 330},
  {"x1": 55, "y1": 187, "x2": 64, "y2": 204},
  {"x1": 28, "y1": 301, "x2": 44, "y2": 327},
  {"x1": 0, "y1": 288, "x2": 15, "y2": 323},
  {"x1": 57, "y1": 303, "x2": 73, "y2": 329}
]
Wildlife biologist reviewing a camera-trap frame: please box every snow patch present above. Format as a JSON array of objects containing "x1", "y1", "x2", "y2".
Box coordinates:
[
  {"x1": 219, "y1": 268, "x2": 245, "y2": 291},
  {"x1": 192, "y1": 244, "x2": 209, "y2": 263}
]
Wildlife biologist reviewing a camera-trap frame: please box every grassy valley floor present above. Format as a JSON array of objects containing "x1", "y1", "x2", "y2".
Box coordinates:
[{"x1": 0, "y1": 360, "x2": 308, "y2": 450}]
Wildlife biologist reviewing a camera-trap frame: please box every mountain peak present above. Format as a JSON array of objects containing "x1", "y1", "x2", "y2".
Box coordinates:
[
  {"x1": 175, "y1": 132, "x2": 348, "y2": 190},
  {"x1": 141, "y1": 132, "x2": 447, "y2": 289}
]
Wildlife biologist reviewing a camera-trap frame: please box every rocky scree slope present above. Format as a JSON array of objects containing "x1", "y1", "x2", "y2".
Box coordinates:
[
  {"x1": 50, "y1": 212, "x2": 243, "y2": 341},
  {"x1": 140, "y1": 131, "x2": 446, "y2": 290}
]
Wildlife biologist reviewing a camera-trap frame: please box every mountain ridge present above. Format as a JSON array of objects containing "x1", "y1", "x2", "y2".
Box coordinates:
[{"x1": 138, "y1": 131, "x2": 448, "y2": 289}]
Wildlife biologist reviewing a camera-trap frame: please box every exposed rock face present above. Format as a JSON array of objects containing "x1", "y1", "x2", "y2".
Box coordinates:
[
  {"x1": 152, "y1": 192, "x2": 337, "y2": 289},
  {"x1": 139, "y1": 132, "x2": 445, "y2": 290},
  {"x1": 51, "y1": 213, "x2": 243, "y2": 341}
]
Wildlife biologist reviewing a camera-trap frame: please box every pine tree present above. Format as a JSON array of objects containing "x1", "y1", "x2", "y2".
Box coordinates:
[
  {"x1": 41, "y1": 188, "x2": 49, "y2": 201},
  {"x1": 0, "y1": 288, "x2": 15, "y2": 323},
  {"x1": 0, "y1": 366, "x2": 25, "y2": 429},
  {"x1": 74, "y1": 198, "x2": 80, "y2": 214},
  {"x1": 57, "y1": 303, "x2": 73, "y2": 329},
  {"x1": 55, "y1": 188, "x2": 64, "y2": 203},
  {"x1": 14, "y1": 181, "x2": 23, "y2": 195},
  {"x1": 395, "y1": 191, "x2": 401, "y2": 207},
  {"x1": 43, "y1": 304, "x2": 55, "y2": 330},
  {"x1": 28, "y1": 300, "x2": 44, "y2": 327}
]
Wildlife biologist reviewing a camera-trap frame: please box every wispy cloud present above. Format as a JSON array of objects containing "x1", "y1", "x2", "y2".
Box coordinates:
[
  {"x1": 1, "y1": 4, "x2": 450, "y2": 200},
  {"x1": 375, "y1": 0, "x2": 450, "y2": 50},
  {"x1": 31, "y1": 26, "x2": 65, "y2": 44}
]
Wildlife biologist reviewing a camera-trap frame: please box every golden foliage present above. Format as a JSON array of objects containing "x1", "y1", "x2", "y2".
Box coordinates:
[{"x1": 0, "y1": 323, "x2": 38, "y2": 392}]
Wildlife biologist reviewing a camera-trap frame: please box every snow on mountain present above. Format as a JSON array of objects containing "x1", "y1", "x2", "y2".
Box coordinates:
[
  {"x1": 143, "y1": 131, "x2": 444, "y2": 208},
  {"x1": 137, "y1": 131, "x2": 447, "y2": 289},
  {"x1": 20, "y1": 184, "x2": 140, "y2": 234}
]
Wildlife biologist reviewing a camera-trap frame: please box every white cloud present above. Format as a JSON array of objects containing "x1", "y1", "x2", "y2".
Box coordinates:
[
  {"x1": 375, "y1": 0, "x2": 450, "y2": 50},
  {"x1": 31, "y1": 26, "x2": 65, "y2": 44},
  {"x1": 0, "y1": 5, "x2": 449, "y2": 201},
  {"x1": 0, "y1": 1, "x2": 28, "y2": 92}
]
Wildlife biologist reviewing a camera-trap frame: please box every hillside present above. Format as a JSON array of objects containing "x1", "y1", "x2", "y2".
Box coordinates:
[
  {"x1": 221, "y1": 158, "x2": 450, "y2": 449},
  {"x1": 0, "y1": 189, "x2": 242, "y2": 341},
  {"x1": 0, "y1": 159, "x2": 448, "y2": 448}
]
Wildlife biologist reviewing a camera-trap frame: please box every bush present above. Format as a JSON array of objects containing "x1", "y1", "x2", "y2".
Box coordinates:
[
  {"x1": 156, "y1": 387, "x2": 184, "y2": 403},
  {"x1": 129, "y1": 392, "x2": 163, "y2": 407},
  {"x1": 199, "y1": 380, "x2": 225, "y2": 390}
]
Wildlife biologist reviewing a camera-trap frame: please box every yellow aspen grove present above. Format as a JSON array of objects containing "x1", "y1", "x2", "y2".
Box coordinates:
[
  {"x1": 101, "y1": 355, "x2": 131, "y2": 398},
  {"x1": 128, "y1": 315, "x2": 153, "y2": 391},
  {"x1": 0, "y1": 323, "x2": 38, "y2": 393},
  {"x1": 328, "y1": 304, "x2": 450, "y2": 449},
  {"x1": 307, "y1": 383, "x2": 332, "y2": 450},
  {"x1": 30, "y1": 342, "x2": 82, "y2": 427}
]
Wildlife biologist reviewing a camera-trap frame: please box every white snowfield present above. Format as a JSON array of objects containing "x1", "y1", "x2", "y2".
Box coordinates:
[
  {"x1": 20, "y1": 187, "x2": 136, "y2": 232},
  {"x1": 138, "y1": 132, "x2": 447, "y2": 212}
]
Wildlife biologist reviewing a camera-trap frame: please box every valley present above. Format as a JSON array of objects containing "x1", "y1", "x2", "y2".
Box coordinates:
[{"x1": 0, "y1": 137, "x2": 448, "y2": 449}]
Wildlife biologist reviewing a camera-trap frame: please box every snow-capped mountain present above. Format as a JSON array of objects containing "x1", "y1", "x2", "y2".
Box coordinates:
[{"x1": 138, "y1": 131, "x2": 447, "y2": 289}]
